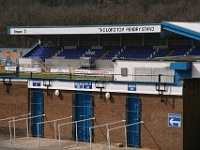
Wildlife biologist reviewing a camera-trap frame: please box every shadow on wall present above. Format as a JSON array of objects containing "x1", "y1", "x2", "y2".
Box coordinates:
[{"x1": 143, "y1": 123, "x2": 161, "y2": 150}]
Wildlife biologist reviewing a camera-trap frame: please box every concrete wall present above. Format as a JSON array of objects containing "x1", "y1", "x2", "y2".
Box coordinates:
[
  {"x1": 95, "y1": 59, "x2": 114, "y2": 70},
  {"x1": 192, "y1": 62, "x2": 200, "y2": 78},
  {"x1": 113, "y1": 60, "x2": 173, "y2": 82},
  {"x1": 45, "y1": 59, "x2": 81, "y2": 68},
  {"x1": 45, "y1": 59, "x2": 114, "y2": 70}
]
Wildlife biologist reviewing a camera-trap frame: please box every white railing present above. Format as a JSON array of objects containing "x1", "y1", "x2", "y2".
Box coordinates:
[
  {"x1": 0, "y1": 113, "x2": 31, "y2": 140},
  {"x1": 8, "y1": 114, "x2": 45, "y2": 145},
  {"x1": 58, "y1": 117, "x2": 95, "y2": 148},
  {"x1": 89, "y1": 120, "x2": 126, "y2": 149},
  {"x1": 107, "y1": 121, "x2": 144, "y2": 150},
  {"x1": 0, "y1": 113, "x2": 31, "y2": 122},
  {"x1": 37, "y1": 116, "x2": 73, "y2": 148}
]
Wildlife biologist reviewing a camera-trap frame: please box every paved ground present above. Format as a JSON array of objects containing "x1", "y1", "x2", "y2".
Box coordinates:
[{"x1": 0, "y1": 136, "x2": 153, "y2": 150}]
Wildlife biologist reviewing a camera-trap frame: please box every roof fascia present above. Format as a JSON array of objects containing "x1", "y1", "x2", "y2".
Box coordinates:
[{"x1": 161, "y1": 21, "x2": 200, "y2": 41}]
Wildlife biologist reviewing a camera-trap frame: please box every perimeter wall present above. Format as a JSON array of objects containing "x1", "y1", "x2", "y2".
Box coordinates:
[{"x1": 0, "y1": 81, "x2": 184, "y2": 150}]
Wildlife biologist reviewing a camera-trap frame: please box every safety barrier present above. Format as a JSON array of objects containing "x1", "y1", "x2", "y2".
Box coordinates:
[
  {"x1": 89, "y1": 120, "x2": 126, "y2": 149},
  {"x1": 58, "y1": 117, "x2": 95, "y2": 148},
  {"x1": 0, "y1": 113, "x2": 31, "y2": 122},
  {"x1": 107, "y1": 121, "x2": 144, "y2": 150},
  {"x1": 37, "y1": 116, "x2": 73, "y2": 148},
  {"x1": 0, "y1": 113, "x2": 31, "y2": 139},
  {"x1": 8, "y1": 114, "x2": 45, "y2": 145}
]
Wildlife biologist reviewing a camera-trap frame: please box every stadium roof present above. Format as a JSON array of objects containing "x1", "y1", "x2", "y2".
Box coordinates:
[
  {"x1": 7, "y1": 22, "x2": 200, "y2": 41},
  {"x1": 161, "y1": 21, "x2": 200, "y2": 40},
  {"x1": 7, "y1": 24, "x2": 161, "y2": 35}
]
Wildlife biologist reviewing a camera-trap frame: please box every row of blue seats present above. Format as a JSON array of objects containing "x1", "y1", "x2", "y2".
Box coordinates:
[
  {"x1": 24, "y1": 45, "x2": 200, "y2": 61},
  {"x1": 26, "y1": 46, "x2": 59, "y2": 60}
]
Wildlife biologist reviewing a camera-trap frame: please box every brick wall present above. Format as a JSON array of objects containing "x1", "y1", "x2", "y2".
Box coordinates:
[
  {"x1": 42, "y1": 90, "x2": 73, "y2": 140},
  {"x1": 92, "y1": 93, "x2": 183, "y2": 150},
  {"x1": 92, "y1": 92, "x2": 126, "y2": 144},
  {"x1": 0, "y1": 81, "x2": 28, "y2": 136},
  {"x1": 0, "y1": 81, "x2": 184, "y2": 149},
  {"x1": 1, "y1": 49, "x2": 28, "y2": 63},
  {"x1": 140, "y1": 95, "x2": 183, "y2": 150}
]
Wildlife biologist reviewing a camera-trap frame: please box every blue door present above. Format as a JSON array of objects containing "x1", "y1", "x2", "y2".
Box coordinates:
[
  {"x1": 72, "y1": 92, "x2": 92, "y2": 141},
  {"x1": 126, "y1": 94, "x2": 140, "y2": 147},
  {"x1": 31, "y1": 90, "x2": 43, "y2": 137}
]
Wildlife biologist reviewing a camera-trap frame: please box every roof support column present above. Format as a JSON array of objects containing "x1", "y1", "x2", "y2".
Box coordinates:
[
  {"x1": 77, "y1": 35, "x2": 80, "y2": 46},
  {"x1": 98, "y1": 35, "x2": 101, "y2": 46},
  {"x1": 161, "y1": 29, "x2": 166, "y2": 39},
  {"x1": 142, "y1": 34, "x2": 145, "y2": 46},
  {"x1": 58, "y1": 36, "x2": 60, "y2": 46},
  {"x1": 191, "y1": 39, "x2": 194, "y2": 45},
  {"x1": 120, "y1": 35, "x2": 122, "y2": 46},
  {"x1": 166, "y1": 38, "x2": 169, "y2": 46},
  {"x1": 38, "y1": 38, "x2": 41, "y2": 45}
]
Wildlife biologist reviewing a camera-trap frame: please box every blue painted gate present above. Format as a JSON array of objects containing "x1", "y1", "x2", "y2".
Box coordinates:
[
  {"x1": 72, "y1": 92, "x2": 92, "y2": 141},
  {"x1": 126, "y1": 94, "x2": 140, "y2": 147},
  {"x1": 30, "y1": 90, "x2": 43, "y2": 137}
]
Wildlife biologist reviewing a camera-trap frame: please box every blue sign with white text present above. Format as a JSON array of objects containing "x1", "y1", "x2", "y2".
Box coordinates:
[
  {"x1": 84, "y1": 82, "x2": 92, "y2": 89},
  {"x1": 74, "y1": 82, "x2": 83, "y2": 89},
  {"x1": 74, "y1": 82, "x2": 92, "y2": 89},
  {"x1": 128, "y1": 84, "x2": 136, "y2": 91},
  {"x1": 168, "y1": 113, "x2": 181, "y2": 127},
  {"x1": 33, "y1": 81, "x2": 41, "y2": 86}
]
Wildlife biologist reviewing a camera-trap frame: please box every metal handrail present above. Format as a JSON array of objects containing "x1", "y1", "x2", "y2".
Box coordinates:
[
  {"x1": 0, "y1": 113, "x2": 31, "y2": 122},
  {"x1": 8, "y1": 114, "x2": 45, "y2": 145},
  {"x1": 58, "y1": 117, "x2": 95, "y2": 148},
  {"x1": 0, "y1": 113, "x2": 31, "y2": 141},
  {"x1": 37, "y1": 116, "x2": 73, "y2": 148},
  {"x1": 89, "y1": 120, "x2": 126, "y2": 149},
  {"x1": 107, "y1": 121, "x2": 144, "y2": 150}
]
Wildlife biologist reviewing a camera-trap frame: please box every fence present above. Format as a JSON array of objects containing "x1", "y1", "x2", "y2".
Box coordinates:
[
  {"x1": 107, "y1": 121, "x2": 144, "y2": 150},
  {"x1": 37, "y1": 116, "x2": 73, "y2": 148},
  {"x1": 58, "y1": 117, "x2": 95, "y2": 148},
  {"x1": 89, "y1": 120, "x2": 126, "y2": 149},
  {"x1": 0, "y1": 113, "x2": 31, "y2": 138},
  {"x1": 8, "y1": 114, "x2": 45, "y2": 145}
]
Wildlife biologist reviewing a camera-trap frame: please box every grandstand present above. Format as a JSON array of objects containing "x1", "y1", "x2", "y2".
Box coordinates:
[
  {"x1": 2, "y1": 22, "x2": 200, "y2": 74},
  {"x1": 1, "y1": 21, "x2": 200, "y2": 150},
  {"x1": 13, "y1": 43, "x2": 200, "y2": 74}
]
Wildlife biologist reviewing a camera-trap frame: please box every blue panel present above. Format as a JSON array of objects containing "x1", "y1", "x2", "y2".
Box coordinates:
[
  {"x1": 20, "y1": 52, "x2": 24, "y2": 57},
  {"x1": 126, "y1": 94, "x2": 140, "y2": 147},
  {"x1": 161, "y1": 21, "x2": 200, "y2": 41},
  {"x1": 174, "y1": 70, "x2": 191, "y2": 85},
  {"x1": 170, "y1": 62, "x2": 192, "y2": 84},
  {"x1": 31, "y1": 90, "x2": 43, "y2": 137},
  {"x1": 73, "y1": 92, "x2": 92, "y2": 142},
  {"x1": 170, "y1": 62, "x2": 191, "y2": 70}
]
